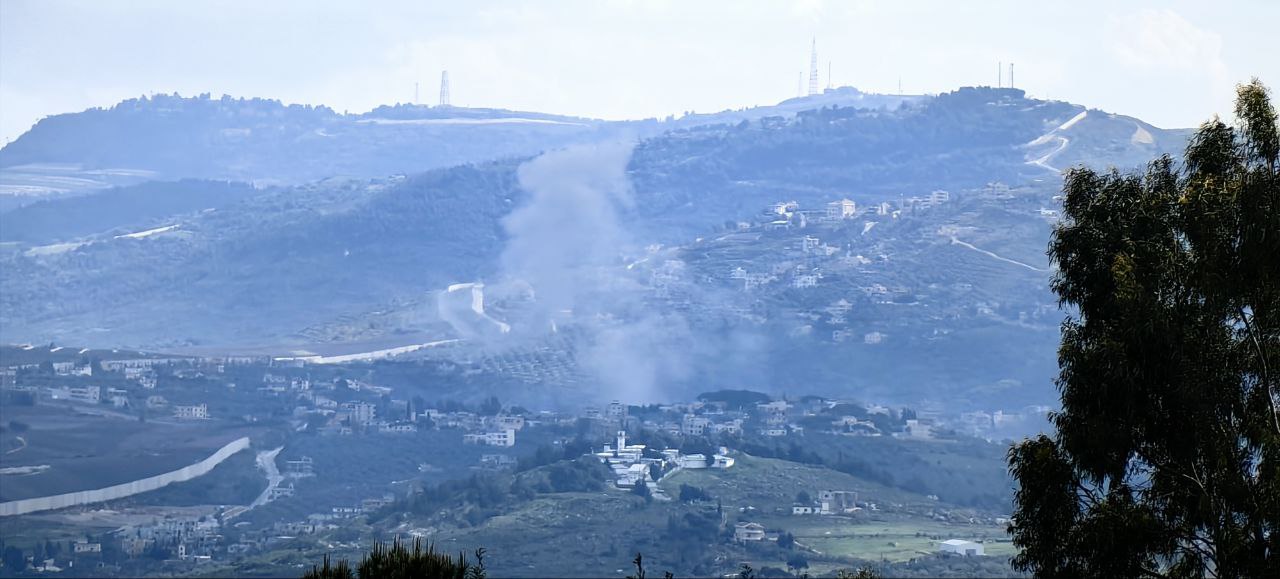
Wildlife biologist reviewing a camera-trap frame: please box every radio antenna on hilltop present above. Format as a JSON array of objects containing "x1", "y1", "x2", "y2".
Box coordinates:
[
  {"x1": 1009, "y1": 63, "x2": 1014, "y2": 89},
  {"x1": 808, "y1": 38, "x2": 820, "y2": 96},
  {"x1": 439, "y1": 70, "x2": 451, "y2": 107},
  {"x1": 827, "y1": 61, "x2": 832, "y2": 90}
]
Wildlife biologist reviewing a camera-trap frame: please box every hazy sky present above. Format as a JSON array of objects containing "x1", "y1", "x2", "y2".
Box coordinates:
[{"x1": 2, "y1": 0, "x2": 1276, "y2": 143}]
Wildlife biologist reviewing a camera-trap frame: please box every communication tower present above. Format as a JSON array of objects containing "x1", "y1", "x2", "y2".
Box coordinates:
[{"x1": 439, "y1": 70, "x2": 451, "y2": 107}]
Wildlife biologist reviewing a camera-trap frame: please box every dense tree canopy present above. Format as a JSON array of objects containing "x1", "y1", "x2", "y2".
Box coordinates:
[{"x1": 1008, "y1": 79, "x2": 1279, "y2": 577}]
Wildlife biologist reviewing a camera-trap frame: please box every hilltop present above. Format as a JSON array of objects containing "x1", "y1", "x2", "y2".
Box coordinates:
[{"x1": 0, "y1": 88, "x2": 919, "y2": 200}]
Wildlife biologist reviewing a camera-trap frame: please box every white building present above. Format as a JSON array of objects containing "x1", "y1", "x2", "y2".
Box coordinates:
[
  {"x1": 53, "y1": 362, "x2": 92, "y2": 376},
  {"x1": 939, "y1": 539, "x2": 984, "y2": 556},
  {"x1": 464, "y1": 429, "x2": 516, "y2": 447},
  {"x1": 819, "y1": 490, "x2": 858, "y2": 514},
  {"x1": 678, "y1": 454, "x2": 708, "y2": 469},
  {"x1": 826, "y1": 199, "x2": 857, "y2": 220},
  {"x1": 734, "y1": 522, "x2": 766, "y2": 542},
  {"x1": 343, "y1": 402, "x2": 376, "y2": 424},
  {"x1": 67, "y1": 385, "x2": 100, "y2": 404},
  {"x1": 681, "y1": 414, "x2": 710, "y2": 436},
  {"x1": 495, "y1": 415, "x2": 525, "y2": 431},
  {"x1": 378, "y1": 421, "x2": 418, "y2": 434},
  {"x1": 173, "y1": 404, "x2": 209, "y2": 419},
  {"x1": 73, "y1": 541, "x2": 102, "y2": 554},
  {"x1": 793, "y1": 273, "x2": 820, "y2": 289}
]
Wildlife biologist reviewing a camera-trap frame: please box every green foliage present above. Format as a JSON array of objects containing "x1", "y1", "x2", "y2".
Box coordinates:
[
  {"x1": 302, "y1": 537, "x2": 485, "y2": 579},
  {"x1": 777, "y1": 531, "x2": 795, "y2": 550},
  {"x1": 678, "y1": 483, "x2": 713, "y2": 503},
  {"x1": 3, "y1": 545, "x2": 26, "y2": 571},
  {"x1": 1009, "y1": 79, "x2": 1280, "y2": 577},
  {"x1": 785, "y1": 553, "x2": 809, "y2": 572},
  {"x1": 545, "y1": 456, "x2": 611, "y2": 493}
]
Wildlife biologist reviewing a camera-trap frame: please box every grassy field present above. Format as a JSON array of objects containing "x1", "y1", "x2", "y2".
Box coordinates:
[
  {"x1": 765, "y1": 515, "x2": 1013, "y2": 562},
  {"x1": 661, "y1": 454, "x2": 1013, "y2": 566},
  {"x1": 659, "y1": 453, "x2": 939, "y2": 514}
]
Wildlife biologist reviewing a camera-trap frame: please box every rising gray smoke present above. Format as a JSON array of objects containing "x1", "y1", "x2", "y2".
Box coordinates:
[
  {"x1": 500, "y1": 141, "x2": 636, "y2": 316},
  {"x1": 497, "y1": 141, "x2": 710, "y2": 403}
]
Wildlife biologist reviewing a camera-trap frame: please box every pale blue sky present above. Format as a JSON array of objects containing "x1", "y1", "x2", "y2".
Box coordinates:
[{"x1": 2, "y1": 0, "x2": 1276, "y2": 143}]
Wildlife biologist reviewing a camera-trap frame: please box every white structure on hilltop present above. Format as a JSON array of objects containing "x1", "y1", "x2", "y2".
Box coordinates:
[
  {"x1": 939, "y1": 539, "x2": 984, "y2": 556},
  {"x1": 595, "y1": 431, "x2": 651, "y2": 487}
]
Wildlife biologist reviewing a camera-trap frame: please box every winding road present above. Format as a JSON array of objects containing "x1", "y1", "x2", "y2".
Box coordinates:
[
  {"x1": 249, "y1": 446, "x2": 284, "y2": 508},
  {"x1": 950, "y1": 236, "x2": 1050, "y2": 273}
]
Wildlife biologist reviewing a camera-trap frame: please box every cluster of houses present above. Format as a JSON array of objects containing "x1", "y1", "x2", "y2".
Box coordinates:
[{"x1": 592, "y1": 430, "x2": 735, "y2": 488}]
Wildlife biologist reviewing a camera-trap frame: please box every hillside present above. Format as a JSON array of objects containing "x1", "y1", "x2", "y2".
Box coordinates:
[
  {"x1": 212, "y1": 454, "x2": 1016, "y2": 578},
  {"x1": 0, "y1": 88, "x2": 1190, "y2": 408}
]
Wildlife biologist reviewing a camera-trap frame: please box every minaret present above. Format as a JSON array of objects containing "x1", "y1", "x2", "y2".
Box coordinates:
[
  {"x1": 439, "y1": 70, "x2": 451, "y2": 107},
  {"x1": 808, "y1": 38, "x2": 820, "y2": 96}
]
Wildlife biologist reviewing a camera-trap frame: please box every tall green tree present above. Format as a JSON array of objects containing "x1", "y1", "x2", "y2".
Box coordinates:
[{"x1": 1008, "y1": 79, "x2": 1279, "y2": 577}]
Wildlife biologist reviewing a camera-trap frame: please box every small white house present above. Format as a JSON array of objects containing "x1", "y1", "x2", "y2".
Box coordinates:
[
  {"x1": 734, "y1": 522, "x2": 766, "y2": 542},
  {"x1": 939, "y1": 539, "x2": 984, "y2": 556}
]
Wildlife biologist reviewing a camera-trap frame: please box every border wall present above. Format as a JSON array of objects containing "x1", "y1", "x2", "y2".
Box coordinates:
[{"x1": 0, "y1": 436, "x2": 251, "y2": 517}]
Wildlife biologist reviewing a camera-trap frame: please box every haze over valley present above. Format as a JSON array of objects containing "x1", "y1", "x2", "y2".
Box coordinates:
[{"x1": 2, "y1": 3, "x2": 1274, "y2": 577}]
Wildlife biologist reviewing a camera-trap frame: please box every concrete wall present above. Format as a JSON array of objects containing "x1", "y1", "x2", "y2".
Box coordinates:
[{"x1": 0, "y1": 436, "x2": 251, "y2": 517}]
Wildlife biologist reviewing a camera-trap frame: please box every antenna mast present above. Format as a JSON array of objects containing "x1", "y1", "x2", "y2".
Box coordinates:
[
  {"x1": 439, "y1": 70, "x2": 451, "y2": 107},
  {"x1": 807, "y1": 38, "x2": 820, "y2": 96},
  {"x1": 1009, "y1": 63, "x2": 1014, "y2": 89}
]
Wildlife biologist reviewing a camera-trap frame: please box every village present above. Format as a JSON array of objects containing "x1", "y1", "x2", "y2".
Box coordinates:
[{"x1": 0, "y1": 343, "x2": 1027, "y2": 574}]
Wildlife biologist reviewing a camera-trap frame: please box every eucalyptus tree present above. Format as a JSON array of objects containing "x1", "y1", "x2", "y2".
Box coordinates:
[{"x1": 1009, "y1": 79, "x2": 1279, "y2": 578}]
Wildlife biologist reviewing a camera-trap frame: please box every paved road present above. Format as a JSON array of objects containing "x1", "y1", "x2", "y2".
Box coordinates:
[{"x1": 249, "y1": 446, "x2": 284, "y2": 508}]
